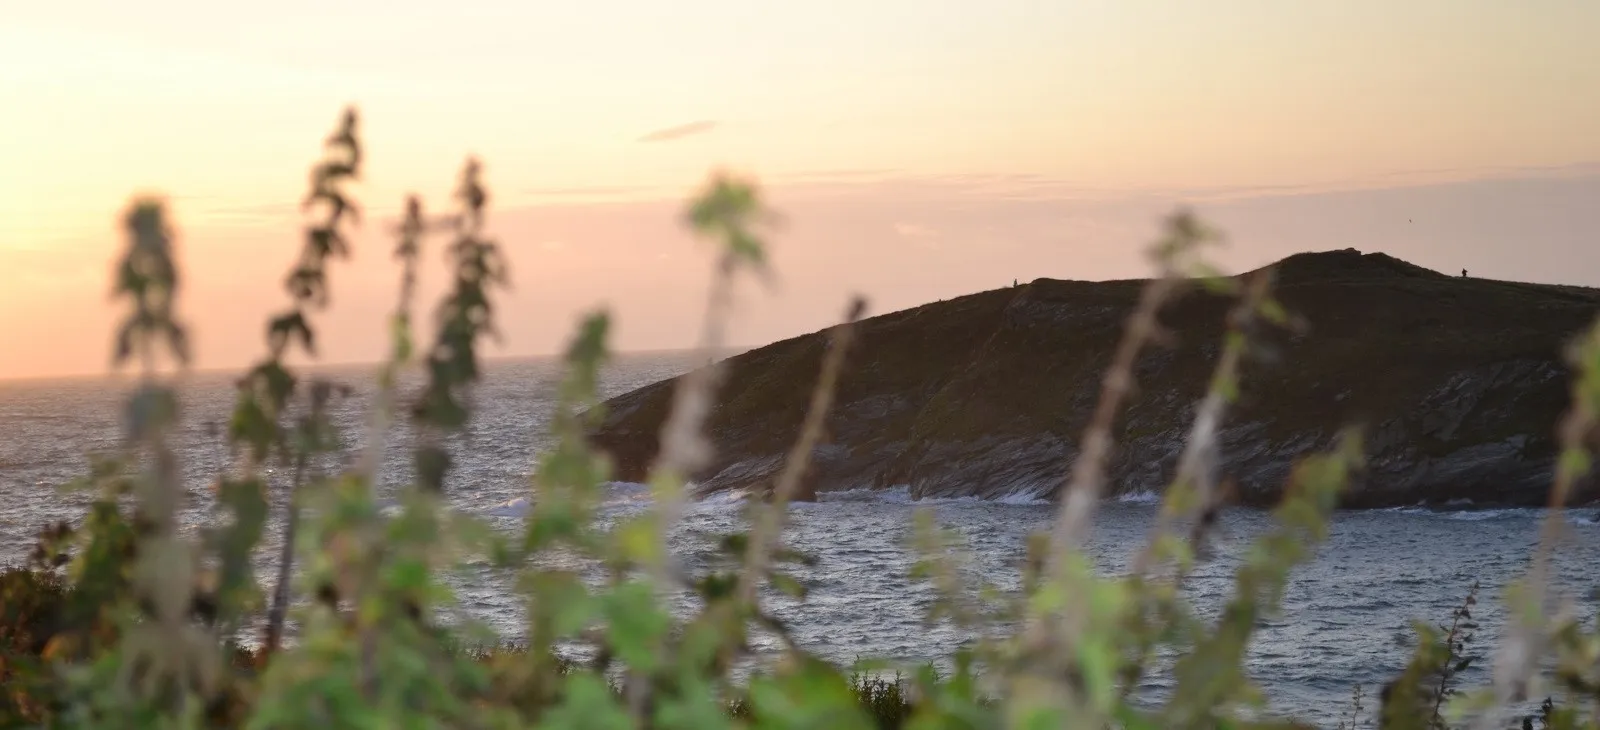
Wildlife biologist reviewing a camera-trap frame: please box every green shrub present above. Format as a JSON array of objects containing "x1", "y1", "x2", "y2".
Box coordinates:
[
  {"x1": 1, "y1": 566, "x2": 70, "y2": 725},
  {"x1": 4, "y1": 106, "x2": 1597, "y2": 729}
]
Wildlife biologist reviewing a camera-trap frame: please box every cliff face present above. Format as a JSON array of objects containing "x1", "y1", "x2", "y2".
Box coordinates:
[{"x1": 587, "y1": 250, "x2": 1600, "y2": 508}]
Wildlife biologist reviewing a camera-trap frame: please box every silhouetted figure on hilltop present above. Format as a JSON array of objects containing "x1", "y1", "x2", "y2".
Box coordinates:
[{"x1": 1462, "y1": 269, "x2": 1468, "y2": 278}]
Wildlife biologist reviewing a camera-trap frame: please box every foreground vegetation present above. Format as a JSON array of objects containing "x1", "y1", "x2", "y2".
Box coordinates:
[{"x1": 2, "y1": 107, "x2": 1598, "y2": 729}]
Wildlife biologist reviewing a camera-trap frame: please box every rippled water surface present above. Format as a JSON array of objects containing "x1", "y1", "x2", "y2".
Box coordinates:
[{"x1": 3, "y1": 354, "x2": 1597, "y2": 726}]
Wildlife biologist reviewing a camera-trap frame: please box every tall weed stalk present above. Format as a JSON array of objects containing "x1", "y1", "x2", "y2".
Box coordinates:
[{"x1": 9, "y1": 105, "x2": 1600, "y2": 730}]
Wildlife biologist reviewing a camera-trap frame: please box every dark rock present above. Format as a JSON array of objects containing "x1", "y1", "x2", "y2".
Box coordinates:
[{"x1": 586, "y1": 250, "x2": 1600, "y2": 509}]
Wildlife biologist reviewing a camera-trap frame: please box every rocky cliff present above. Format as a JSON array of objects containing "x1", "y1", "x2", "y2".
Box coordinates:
[{"x1": 587, "y1": 249, "x2": 1600, "y2": 508}]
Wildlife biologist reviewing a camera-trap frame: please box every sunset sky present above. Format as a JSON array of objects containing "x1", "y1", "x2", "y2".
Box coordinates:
[{"x1": 3, "y1": 1, "x2": 1598, "y2": 380}]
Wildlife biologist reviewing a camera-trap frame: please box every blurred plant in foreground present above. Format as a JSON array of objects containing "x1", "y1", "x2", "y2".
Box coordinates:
[{"x1": 3, "y1": 106, "x2": 1597, "y2": 730}]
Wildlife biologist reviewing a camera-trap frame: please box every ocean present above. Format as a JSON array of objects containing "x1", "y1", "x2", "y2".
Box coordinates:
[{"x1": 2, "y1": 352, "x2": 1596, "y2": 726}]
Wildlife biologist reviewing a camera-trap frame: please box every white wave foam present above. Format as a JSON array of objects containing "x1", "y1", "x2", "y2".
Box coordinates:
[
  {"x1": 693, "y1": 488, "x2": 749, "y2": 508},
  {"x1": 1442, "y1": 509, "x2": 1531, "y2": 521},
  {"x1": 814, "y1": 485, "x2": 1050, "y2": 506},
  {"x1": 482, "y1": 481, "x2": 655, "y2": 518},
  {"x1": 1567, "y1": 512, "x2": 1600, "y2": 526},
  {"x1": 467, "y1": 482, "x2": 1600, "y2": 517},
  {"x1": 1381, "y1": 505, "x2": 1562, "y2": 521},
  {"x1": 1115, "y1": 490, "x2": 1161, "y2": 504},
  {"x1": 994, "y1": 488, "x2": 1051, "y2": 506},
  {"x1": 486, "y1": 497, "x2": 531, "y2": 517}
]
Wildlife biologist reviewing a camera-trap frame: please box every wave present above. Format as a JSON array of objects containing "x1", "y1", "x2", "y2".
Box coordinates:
[
  {"x1": 472, "y1": 483, "x2": 1600, "y2": 523},
  {"x1": 1439, "y1": 509, "x2": 1539, "y2": 521},
  {"x1": 482, "y1": 480, "x2": 660, "y2": 517},
  {"x1": 696, "y1": 487, "x2": 750, "y2": 508},
  {"x1": 486, "y1": 497, "x2": 532, "y2": 517},
  {"x1": 479, "y1": 481, "x2": 760, "y2": 518},
  {"x1": 1114, "y1": 490, "x2": 1161, "y2": 504},
  {"x1": 812, "y1": 485, "x2": 1051, "y2": 507},
  {"x1": 1380, "y1": 504, "x2": 1600, "y2": 524},
  {"x1": 477, "y1": 483, "x2": 1056, "y2": 517},
  {"x1": 996, "y1": 489, "x2": 1053, "y2": 506},
  {"x1": 1380, "y1": 505, "x2": 1529, "y2": 520}
]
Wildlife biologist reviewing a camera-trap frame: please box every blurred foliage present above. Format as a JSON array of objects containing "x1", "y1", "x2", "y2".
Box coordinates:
[{"x1": 1, "y1": 106, "x2": 1596, "y2": 730}]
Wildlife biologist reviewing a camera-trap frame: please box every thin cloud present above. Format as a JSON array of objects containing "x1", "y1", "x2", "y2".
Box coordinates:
[
  {"x1": 892, "y1": 222, "x2": 942, "y2": 250},
  {"x1": 892, "y1": 222, "x2": 939, "y2": 239},
  {"x1": 637, "y1": 120, "x2": 718, "y2": 143},
  {"x1": 178, "y1": 200, "x2": 299, "y2": 227},
  {"x1": 522, "y1": 184, "x2": 663, "y2": 197}
]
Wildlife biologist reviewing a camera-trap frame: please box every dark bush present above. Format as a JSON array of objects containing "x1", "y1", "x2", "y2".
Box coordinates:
[{"x1": 1, "y1": 566, "x2": 72, "y2": 725}]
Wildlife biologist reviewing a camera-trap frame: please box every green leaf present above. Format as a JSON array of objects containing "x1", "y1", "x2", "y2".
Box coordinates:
[
  {"x1": 770, "y1": 571, "x2": 809, "y2": 599},
  {"x1": 602, "y1": 581, "x2": 672, "y2": 673},
  {"x1": 535, "y1": 673, "x2": 631, "y2": 730}
]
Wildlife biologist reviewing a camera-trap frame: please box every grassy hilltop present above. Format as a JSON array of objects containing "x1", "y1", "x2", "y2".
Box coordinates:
[{"x1": 590, "y1": 248, "x2": 1600, "y2": 508}]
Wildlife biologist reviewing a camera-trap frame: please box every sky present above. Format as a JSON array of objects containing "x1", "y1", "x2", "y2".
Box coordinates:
[{"x1": 2, "y1": 0, "x2": 1598, "y2": 380}]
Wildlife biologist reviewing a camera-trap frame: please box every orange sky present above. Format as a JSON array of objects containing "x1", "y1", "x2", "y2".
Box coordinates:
[{"x1": 3, "y1": 1, "x2": 1599, "y2": 380}]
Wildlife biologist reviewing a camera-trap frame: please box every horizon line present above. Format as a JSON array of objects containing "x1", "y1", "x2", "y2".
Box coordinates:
[
  {"x1": 0, "y1": 345, "x2": 758, "y2": 388},
  {"x1": 6, "y1": 245, "x2": 1597, "y2": 386}
]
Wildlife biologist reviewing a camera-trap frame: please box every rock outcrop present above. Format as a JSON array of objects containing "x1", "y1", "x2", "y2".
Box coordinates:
[{"x1": 587, "y1": 250, "x2": 1600, "y2": 508}]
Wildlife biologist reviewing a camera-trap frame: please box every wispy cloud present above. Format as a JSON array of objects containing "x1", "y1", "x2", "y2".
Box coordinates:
[
  {"x1": 637, "y1": 120, "x2": 718, "y2": 143},
  {"x1": 480, "y1": 162, "x2": 1600, "y2": 218},
  {"x1": 892, "y1": 222, "x2": 939, "y2": 239},
  {"x1": 177, "y1": 199, "x2": 299, "y2": 227},
  {"x1": 892, "y1": 222, "x2": 942, "y2": 249},
  {"x1": 522, "y1": 184, "x2": 664, "y2": 197}
]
